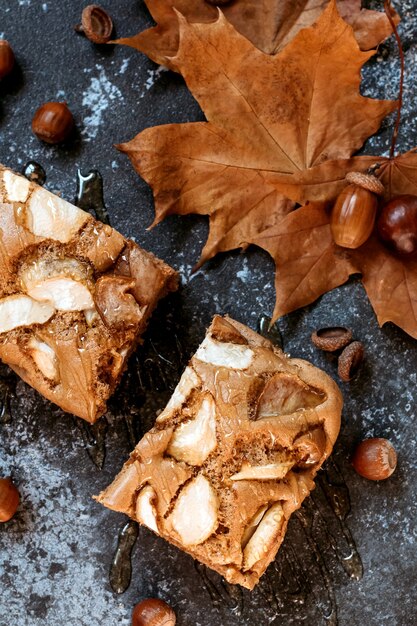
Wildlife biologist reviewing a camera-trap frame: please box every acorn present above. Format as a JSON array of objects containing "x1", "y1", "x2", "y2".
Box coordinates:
[{"x1": 330, "y1": 171, "x2": 384, "y2": 249}]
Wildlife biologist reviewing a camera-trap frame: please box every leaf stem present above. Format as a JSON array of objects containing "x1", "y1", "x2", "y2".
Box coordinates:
[{"x1": 384, "y1": 0, "x2": 404, "y2": 159}]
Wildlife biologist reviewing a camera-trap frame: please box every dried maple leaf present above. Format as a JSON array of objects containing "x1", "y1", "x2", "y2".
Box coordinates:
[
  {"x1": 119, "y1": 1, "x2": 396, "y2": 267},
  {"x1": 257, "y1": 149, "x2": 417, "y2": 338},
  {"x1": 253, "y1": 203, "x2": 358, "y2": 320},
  {"x1": 117, "y1": 0, "x2": 399, "y2": 66}
]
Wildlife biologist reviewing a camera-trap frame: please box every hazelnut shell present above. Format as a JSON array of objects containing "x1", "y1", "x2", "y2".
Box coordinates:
[
  {"x1": 352, "y1": 438, "x2": 397, "y2": 481},
  {"x1": 132, "y1": 598, "x2": 176, "y2": 626},
  {"x1": 32, "y1": 102, "x2": 74, "y2": 144},
  {"x1": 0, "y1": 39, "x2": 15, "y2": 80},
  {"x1": 0, "y1": 477, "x2": 20, "y2": 522}
]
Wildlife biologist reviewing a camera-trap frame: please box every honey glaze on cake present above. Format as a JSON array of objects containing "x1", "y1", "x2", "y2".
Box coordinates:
[
  {"x1": 0, "y1": 165, "x2": 178, "y2": 422},
  {"x1": 97, "y1": 316, "x2": 343, "y2": 589}
]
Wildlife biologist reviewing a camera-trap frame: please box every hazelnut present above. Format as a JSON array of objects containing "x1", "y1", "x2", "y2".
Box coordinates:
[
  {"x1": 132, "y1": 598, "x2": 176, "y2": 626},
  {"x1": 0, "y1": 477, "x2": 20, "y2": 522},
  {"x1": 76, "y1": 5, "x2": 113, "y2": 44},
  {"x1": 32, "y1": 102, "x2": 74, "y2": 144},
  {"x1": 352, "y1": 438, "x2": 397, "y2": 481},
  {"x1": 0, "y1": 40, "x2": 15, "y2": 80}
]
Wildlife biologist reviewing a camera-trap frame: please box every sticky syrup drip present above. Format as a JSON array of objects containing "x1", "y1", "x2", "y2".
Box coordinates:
[
  {"x1": 23, "y1": 161, "x2": 46, "y2": 186},
  {"x1": 74, "y1": 416, "x2": 109, "y2": 469},
  {"x1": 0, "y1": 368, "x2": 16, "y2": 424},
  {"x1": 257, "y1": 314, "x2": 284, "y2": 349},
  {"x1": 75, "y1": 169, "x2": 111, "y2": 225},
  {"x1": 109, "y1": 520, "x2": 139, "y2": 594}
]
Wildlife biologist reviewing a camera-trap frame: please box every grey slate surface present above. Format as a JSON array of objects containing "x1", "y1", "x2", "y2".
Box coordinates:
[{"x1": 0, "y1": 1, "x2": 416, "y2": 625}]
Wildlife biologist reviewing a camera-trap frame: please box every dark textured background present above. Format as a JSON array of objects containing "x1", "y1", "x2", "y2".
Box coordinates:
[{"x1": 0, "y1": 1, "x2": 416, "y2": 625}]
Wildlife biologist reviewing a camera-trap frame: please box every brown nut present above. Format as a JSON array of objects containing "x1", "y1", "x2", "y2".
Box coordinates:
[
  {"x1": 352, "y1": 438, "x2": 397, "y2": 481},
  {"x1": 338, "y1": 341, "x2": 364, "y2": 381},
  {"x1": 32, "y1": 102, "x2": 74, "y2": 144},
  {"x1": 0, "y1": 40, "x2": 15, "y2": 80},
  {"x1": 311, "y1": 327, "x2": 353, "y2": 352},
  {"x1": 76, "y1": 5, "x2": 114, "y2": 44},
  {"x1": 0, "y1": 477, "x2": 20, "y2": 522},
  {"x1": 94, "y1": 275, "x2": 146, "y2": 329},
  {"x1": 132, "y1": 598, "x2": 176, "y2": 626},
  {"x1": 205, "y1": 0, "x2": 232, "y2": 4}
]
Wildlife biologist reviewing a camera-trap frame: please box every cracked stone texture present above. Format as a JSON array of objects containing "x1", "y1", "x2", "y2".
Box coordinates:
[{"x1": 0, "y1": 1, "x2": 417, "y2": 625}]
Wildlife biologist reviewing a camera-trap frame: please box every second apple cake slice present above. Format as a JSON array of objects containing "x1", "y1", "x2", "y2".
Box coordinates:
[
  {"x1": 97, "y1": 315, "x2": 342, "y2": 589},
  {"x1": 0, "y1": 165, "x2": 178, "y2": 422}
]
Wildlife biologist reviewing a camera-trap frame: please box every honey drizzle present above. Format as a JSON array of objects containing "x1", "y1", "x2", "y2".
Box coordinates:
[{"x1": 109, "y1": 520, "x2": 139, "y2": 594}]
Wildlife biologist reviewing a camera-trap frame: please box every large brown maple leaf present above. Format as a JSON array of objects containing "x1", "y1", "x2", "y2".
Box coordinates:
[
  {"x1": 120, "y1": 0, "x2": 395, "y2": 266},
  {"x1": 118, "y1": 0, "x2": 399, "y2": 65},
  {"x1": 119, "y1": 2, "x2": 417, "y2": 339}
]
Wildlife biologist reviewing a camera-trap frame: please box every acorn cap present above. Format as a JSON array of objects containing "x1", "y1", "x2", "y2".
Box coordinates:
[{"x1": 345, "y1": 171, "x2": 384, "y2": 195}]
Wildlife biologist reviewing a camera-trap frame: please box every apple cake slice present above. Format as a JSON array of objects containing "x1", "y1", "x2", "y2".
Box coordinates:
[
  {"x1": 0, "y1": 165, "x2": 178, "y2": 422},
  {"x1": 97, "y1": 315, "x2": 342, "y2": 589}
]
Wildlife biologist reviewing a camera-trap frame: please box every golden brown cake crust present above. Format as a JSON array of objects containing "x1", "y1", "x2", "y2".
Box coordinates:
[
  {"x1": 0, "y1": 165, "x2": 178, "y2": 422},
  {"x1": 97, "y1": 315, "x2": 342, "y2": 588}
]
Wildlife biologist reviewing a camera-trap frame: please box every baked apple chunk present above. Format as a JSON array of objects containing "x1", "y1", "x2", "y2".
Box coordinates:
[
  {"x1": 97, "y1": 315, "x2": 342, "y2": 589},
  {"x1": 0, "y1": 165, "x2": 178, "y2": 422}
]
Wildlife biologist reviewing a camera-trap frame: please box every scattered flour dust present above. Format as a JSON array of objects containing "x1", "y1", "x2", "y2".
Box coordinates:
[
  {"x1": 82, "y1": 65, "x2": 123, "y2": 141},
  {"x1": 236, "y1": 257, "x2": 251, "y2": 283},
  {"x1": 140, "y1": 66, "x2": 168, "y2": 98}
]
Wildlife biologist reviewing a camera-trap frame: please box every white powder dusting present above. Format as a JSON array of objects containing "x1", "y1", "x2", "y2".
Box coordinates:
[
  {"x1": 82, "y1": 65, "x2": 123, "y2": 140},
  {"x1": 236, "y1": 257, "x2": 251, "y2": 283},
  {"x1": 138, "y1": 66, "x2": 168, "y2": 99},
  {"x1": 119, "y1": 58, "x2": 130, "y2": 75}
]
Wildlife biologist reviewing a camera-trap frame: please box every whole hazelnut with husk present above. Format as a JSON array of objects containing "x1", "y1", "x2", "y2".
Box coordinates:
[
  {"x1": 32, "y1": 102, "x2": 74, "y2": 144},
  {"x1": 330, "y1": 169, "x2": 384, "y2": 249},
  {"x1": 132, "y1": 598, "x2": 176, "y2": 626},
  {"x1": 75, "y1": 5, "x2": 113, "y2": 44},
  {"x1": 0, "y1": 477, "x2": 20, "y2": 522},
  {"x1": 0, "y1": 40, "x2": 15, "y2": 80},
  {"x1": 352, "y1": 438, "x2": 397, "y2": 481}
]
